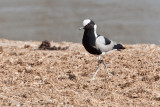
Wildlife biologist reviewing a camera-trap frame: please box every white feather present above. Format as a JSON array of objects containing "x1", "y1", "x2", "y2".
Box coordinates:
[
  {"x1": 94, "y1": 25, "x2": 98, "y2": 38},
  {"x1": 83, "y1": 19, "x2": 91, "y2": 27}
]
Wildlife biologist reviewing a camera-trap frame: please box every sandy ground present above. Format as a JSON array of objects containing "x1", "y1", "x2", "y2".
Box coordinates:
[{"x1": 0, "y1": 39, "x2": 160, "y2": 106}]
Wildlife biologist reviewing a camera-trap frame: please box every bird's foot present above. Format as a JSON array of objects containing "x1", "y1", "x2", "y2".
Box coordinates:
[
  {"x1": 105, "y1": 68, "x2": 112, "y2": 77},
  {"x1": 90, "y1": 78, "x2": 95, "y2": 83}
]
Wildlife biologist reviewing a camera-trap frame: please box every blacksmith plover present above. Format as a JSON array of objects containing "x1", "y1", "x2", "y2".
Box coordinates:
[{"x1": 79, "y1": 19, "x2": 125, "y2": 82}]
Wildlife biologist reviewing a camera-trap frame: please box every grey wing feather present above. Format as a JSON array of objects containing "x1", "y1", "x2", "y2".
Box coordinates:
[{"x1": 96, "y1": 36, "x2": 117, "y2": 52}]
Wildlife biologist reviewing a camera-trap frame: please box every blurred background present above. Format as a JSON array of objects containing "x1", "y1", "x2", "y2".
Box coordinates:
[{"x1": 0, "y1": 0, "x2": 160, "y2": 44}]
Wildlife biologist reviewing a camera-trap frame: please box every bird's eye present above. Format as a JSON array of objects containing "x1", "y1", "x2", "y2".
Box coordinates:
[{"x1": 88, "y1": 23, "x2": 90, "y2": 26}]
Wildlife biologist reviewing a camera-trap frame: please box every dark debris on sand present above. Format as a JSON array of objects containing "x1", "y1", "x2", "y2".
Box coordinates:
[{"x1": 38, "y1": 40, "x2": 68, "y2": 50}]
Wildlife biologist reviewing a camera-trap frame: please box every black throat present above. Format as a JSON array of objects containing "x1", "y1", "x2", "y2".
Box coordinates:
[{"x1": 82, "y1": 29, "x2": 102, "y2": 55}]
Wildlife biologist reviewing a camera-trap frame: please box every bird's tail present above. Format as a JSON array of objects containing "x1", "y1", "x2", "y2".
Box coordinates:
[{"x1": 113, "y1": 44, "x2": 125, "y2": 50}]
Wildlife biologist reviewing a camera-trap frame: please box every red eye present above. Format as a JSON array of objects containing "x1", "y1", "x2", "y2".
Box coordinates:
[{"x1": 88, "y1": 23, "x2": 90, "y2": 26}]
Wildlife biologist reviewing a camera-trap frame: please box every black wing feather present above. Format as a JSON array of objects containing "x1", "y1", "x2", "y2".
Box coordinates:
[
  {"x1": 104, "y1": 37, "x2": 111, "y2": 45},
  {"x1": 113, "y1": 44, "x2": 125, "y2": 50}
]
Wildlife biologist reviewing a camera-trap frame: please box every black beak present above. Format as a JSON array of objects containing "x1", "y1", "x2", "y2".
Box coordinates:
[{"x1": 79, "y1": 27, "x2": 84, "y2": 30}]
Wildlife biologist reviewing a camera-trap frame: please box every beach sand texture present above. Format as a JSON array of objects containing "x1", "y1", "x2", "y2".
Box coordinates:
[{"x1": 0, "y1": 39, "x2": 160, "y2": 106}]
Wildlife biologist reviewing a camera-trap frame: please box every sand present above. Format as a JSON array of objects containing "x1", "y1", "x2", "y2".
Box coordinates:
[{"x1": 0, "y1": 39, "x2": 159, "y2": 106}]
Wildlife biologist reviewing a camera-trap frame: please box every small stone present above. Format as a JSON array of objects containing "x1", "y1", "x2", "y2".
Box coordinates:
[
  {"x1": 25, "y1": 66, "x2": 32, "y2": 73},
  {"x1": 24, "y1": 44, "x2": 30, "y2": 48},
  {"x1": 34, "y1": 76, "x2": 41, "y2": 80},
  {"x1": 129, "y1": 93, "x2": 138, "y2": 98},
  {"x1": 37, "y1": 59, "x2": 43, "y2": 65},
  {"x1": 15, "y1": 72, "x2": 19, "y2": 75}
]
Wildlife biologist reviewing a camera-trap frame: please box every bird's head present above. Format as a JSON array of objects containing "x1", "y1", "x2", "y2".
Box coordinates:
[{"x1": 79, "y1": 19, "x2": 95, "y2": 30}]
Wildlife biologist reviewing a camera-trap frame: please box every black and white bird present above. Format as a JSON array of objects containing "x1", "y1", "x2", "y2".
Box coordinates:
[{"x1": 79, "y1": 19, "x2": 125, "y2": 82}]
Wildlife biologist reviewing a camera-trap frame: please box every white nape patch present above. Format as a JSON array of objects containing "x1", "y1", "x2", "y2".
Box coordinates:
[
  {"x1": 94, "y1": 25, "x2": 98, "y2": 38},
  {"x1": 83, "y1": 19, "x2": 91, "y2": 27}
]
